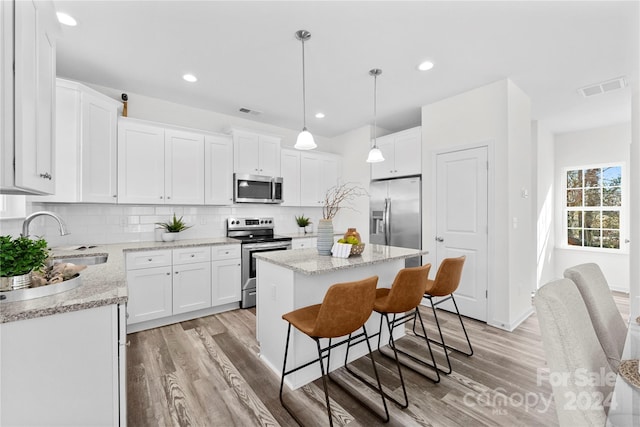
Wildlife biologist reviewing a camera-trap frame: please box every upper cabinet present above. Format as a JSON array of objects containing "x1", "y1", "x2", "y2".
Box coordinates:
[
  {"x1": 39, "y1": 79, "x2": 121, "y2": 203},
  {"x1": 370, "y1": 126, "x2": 422, "y2": 180},
  {"x1": 300, "y1": 151, "x2": 341, "y2": 207},
  {"x1": 1, "y1": 0, "x2": 59, "y2": 195},
  {"x1": 205, "y1": 135, "x2": 234, "y2": 205},
  {"x1": 280, "y1": 149, "x2": 301, "y2": 206},
  {"x1": 231, "y1": 129, "x2": 281, "y2": 176},
  {"x1": 118, "y1": 118, "x2": 205, "y2": 205}
]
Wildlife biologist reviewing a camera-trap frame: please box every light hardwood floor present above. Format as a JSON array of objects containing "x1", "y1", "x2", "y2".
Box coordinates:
[{"x1": 127, "y1": 292, "x2": 629, "y2": 426}]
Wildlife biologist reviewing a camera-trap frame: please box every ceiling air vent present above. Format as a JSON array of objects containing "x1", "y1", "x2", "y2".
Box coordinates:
[
  {"x1": 239, "y1": 107, "x2": 261, "y2": 115},
  {"x1": 578, "y1": 77, "x2": 627, "y2": 98}
]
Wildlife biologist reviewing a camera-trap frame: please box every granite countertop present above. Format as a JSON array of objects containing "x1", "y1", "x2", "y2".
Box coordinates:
[
  {"x1": 254, "y1": 244, "x2": 427, "y2": 275},
  {"x1": 0, "y1": 237, "x2": 240, "y2": 324}
]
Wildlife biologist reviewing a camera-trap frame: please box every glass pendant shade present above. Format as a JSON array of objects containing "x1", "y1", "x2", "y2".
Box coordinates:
[
  {"x1": 366, "y1": 147, "x2": 384, "y2": 163},
  {"x1": 295, "y1": 128, "x2": 317, "y2": 150}
]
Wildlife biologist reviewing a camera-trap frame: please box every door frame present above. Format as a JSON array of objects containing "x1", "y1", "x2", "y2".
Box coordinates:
[{"x1": 429, "y1": 140, "x2": 495, "y2": 323}]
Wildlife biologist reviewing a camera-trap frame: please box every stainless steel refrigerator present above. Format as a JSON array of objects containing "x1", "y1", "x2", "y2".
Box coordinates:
[{"x1": 370, "y1": 176, "x2": 422, "y2": 267}]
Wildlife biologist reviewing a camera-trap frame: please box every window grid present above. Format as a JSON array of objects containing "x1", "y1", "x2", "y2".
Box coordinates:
[{"x1": 565, "y1": 166, "x2": 621, "y2": 250}]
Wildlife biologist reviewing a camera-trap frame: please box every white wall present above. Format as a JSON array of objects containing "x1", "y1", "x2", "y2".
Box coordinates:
[
  {"x1": 421, "y1": 79, "x2": 534, "y2": 331},
  {"x1": 329, "y1": 125, "x2": 373, "y2": 240},
  {"x1": 554, "y1": 123, "x2": 631, "y2": 291},
  {"x1": 533, "y1": 120, "x2": 556, "y2": 290},
  {"x1": 631, "y1": 91, "x2": 639, "y2": 316}
]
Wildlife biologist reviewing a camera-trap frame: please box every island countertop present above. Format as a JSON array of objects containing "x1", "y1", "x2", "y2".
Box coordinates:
[
  {"x1": 254, "y1": 244, "x2": 427, "y2": 275},
  {"x1": 0, "y1": 237, "x2": 239, "y2": 324}
]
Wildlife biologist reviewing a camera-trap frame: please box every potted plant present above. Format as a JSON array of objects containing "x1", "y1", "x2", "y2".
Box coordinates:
[
  {"x1": 317, "y1": 183, "x2": 367, "y2": 255},
  {"x1": 295, "y1": 214, "x2": 312, "y2": 234},
  {"x1": 0, "y1": 235, "x2": 49, "y2": 290},
  {"x1": 155, "y1": 214, "x2": 192, "y2": 242}
]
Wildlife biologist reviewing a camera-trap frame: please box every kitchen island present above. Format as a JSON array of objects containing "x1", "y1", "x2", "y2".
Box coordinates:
[{"x1": 255, "y1": 244, "x2": 427, "y2": 389}]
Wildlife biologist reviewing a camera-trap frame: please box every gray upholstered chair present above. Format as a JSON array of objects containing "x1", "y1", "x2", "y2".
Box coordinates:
[
  {"x1": 534, "y1": 278, "x2": 613, "y2": 427},
  {"x1": 564, "y1": 263, "x2": 627, "y2": 371}
]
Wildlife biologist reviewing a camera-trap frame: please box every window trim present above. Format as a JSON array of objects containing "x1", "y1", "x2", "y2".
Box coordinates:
[{"x1": 561, "y1": 162, "x2": 628, "y2": 254}]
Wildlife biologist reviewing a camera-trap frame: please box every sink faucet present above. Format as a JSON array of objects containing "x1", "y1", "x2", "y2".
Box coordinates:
[{"x1": 21, "y1": 211, "x2": 70, "y2": 238}]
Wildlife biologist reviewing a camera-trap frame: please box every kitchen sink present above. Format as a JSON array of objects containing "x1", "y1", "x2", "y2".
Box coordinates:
[{"x1": 50, "y1": 254, "x2": 108, "y2": 266}]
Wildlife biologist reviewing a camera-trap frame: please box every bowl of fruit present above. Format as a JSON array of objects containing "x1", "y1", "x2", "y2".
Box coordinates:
[{"x1": 337, "y1": 235, "x2": 365, "y2": 256}]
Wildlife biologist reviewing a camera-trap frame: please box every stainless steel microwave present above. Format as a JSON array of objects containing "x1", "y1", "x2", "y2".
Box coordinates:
[{"x1": 233, "y1": 174, "x2": 284, "y2": 204}]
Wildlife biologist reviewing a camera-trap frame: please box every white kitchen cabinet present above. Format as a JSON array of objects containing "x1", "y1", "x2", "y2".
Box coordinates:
[
  {"x1": 127, "y1": 265, "x2": 173, "y2": 324},
  {"x1": 1, "y1": 304, "x2": 125, "y2": 426},
  {"x1": 212, "y1": 245, "x2": 241, "y2": 306},
  {"x1": 39, "y1": 79, "x2": 120, "y2": 203},
  {"x1": 118, "y1": 119, "x2": 165, "y2": 204},
  {"x1": 371, "y1": 126, "x2": 421, "y2": 180},
  {"x1": 292, "y1": 237, "x2": 317, "y2": 249},
  {"x1": 165, "y1": 129, "x2": 205, "y2": 205},
  {"x1": 118, "y1": 118, "x2": 205, "y2": 205},
  {"x1": 232, "y1": 129, "x2": 281, "y2": 176},
  {"x1": 172, "y1": 246, "x2": 212, "y2": 314},
  {"x1": 300, "y1": 151, "x2": 341, "y2": 207},
  {"x1": 280, "y1": 149, "x2": 301, "y2": 206},
  {"x1": 204, "y1": 134, "x2": 234, "y2": 205},
  {"x1": 1, "y1": 0, "x2": 58, "y2": 195}
]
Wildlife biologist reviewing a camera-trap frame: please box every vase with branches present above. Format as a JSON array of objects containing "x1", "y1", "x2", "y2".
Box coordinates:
[{"x1": 316, "y1": 183, "x2": 367, "y2": 255}]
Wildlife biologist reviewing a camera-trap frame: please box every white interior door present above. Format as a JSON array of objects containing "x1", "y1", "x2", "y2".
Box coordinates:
[{"x1": 435, "y1": 146, "x2": 488, "y2": 321}]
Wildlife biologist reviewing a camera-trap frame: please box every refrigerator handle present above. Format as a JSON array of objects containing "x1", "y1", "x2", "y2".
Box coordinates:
[{"x1": 384, "y1": 198, "x2": 391, "y2": 246}]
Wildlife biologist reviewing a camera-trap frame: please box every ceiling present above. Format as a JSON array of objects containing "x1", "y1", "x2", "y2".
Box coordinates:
[{"x1": 53, "y1": 1, "x2": 639, "y2": 138}]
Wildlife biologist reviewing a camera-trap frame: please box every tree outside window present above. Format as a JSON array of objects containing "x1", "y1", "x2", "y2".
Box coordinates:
[{"x1": 565, "y1": 165, "x2": 621, "y2": 249}]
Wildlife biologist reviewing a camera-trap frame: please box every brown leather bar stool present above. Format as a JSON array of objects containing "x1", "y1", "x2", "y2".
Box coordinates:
[
  {"x1": 279, "y1": 276, "x2": 389, "y2": 426},
  {"x1": 348, "y1": 265, "x2": 440, "y2": 408},
  {"x1": 413, "y1": 255, "x2": 473, "y2": 374}
]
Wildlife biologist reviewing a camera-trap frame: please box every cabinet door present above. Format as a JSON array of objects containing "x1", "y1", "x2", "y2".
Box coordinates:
[
  {"x1": 165, "y1": 129, "x2": 204, "y2": 205},
  {"x1": 233, "y1": 132, "x2": 260, "y2": 174},
  {"x1": 81, "y1": 91, "x2": 119, "y2": 203},
  {"x1": 300, "y1": 153, "x2": 321, "y2": 206},
  {"x1": 319, "y1": 154, "x2": 340, "y2": 200},
  {"x1": 173, "y1": 262, "x2": 212, "y2": 315},
  {"x1": 204, "y1": 135, "x2": 233, "y2": 205},
  {"x1": 117, "y1": 120, "x2": 165, "y2": 204},
  {"x1": 13, "y1": 0, "x2": 55, "y2": 194},
  {"x1": 126, "y1": 266, "x2": 172, "y2": 324},
  {"x1": 258, "y1": 135, "x2": 281, "y2": 176},
  {"x1": 280, "y1": 149, "x2": 300, "y2": 206},
  {"x1": 393, "y1": 128, "x2": 421, "y2": 177},
  {"x1": 292, "y1": 237, "x2": 317, "y2": 249},
  {"x1": 370, "y1": 135, "x2": 395, "y2": 180},
  {"x1": 211, "y1": 258, "x2": 241, "y2": 306}
]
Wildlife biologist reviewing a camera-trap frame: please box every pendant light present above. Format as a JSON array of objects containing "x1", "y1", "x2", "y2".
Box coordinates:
[
  {"x1": 367, "y1": 68, "x2": 385, "y2": 163},
  {"x1": 294, "y1": 30, "x2": 317, "y2": 150}
]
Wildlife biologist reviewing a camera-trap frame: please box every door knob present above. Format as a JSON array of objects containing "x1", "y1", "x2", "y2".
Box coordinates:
[{"x1": 435, "y1": 236, "x2": 444, "y2": 242}]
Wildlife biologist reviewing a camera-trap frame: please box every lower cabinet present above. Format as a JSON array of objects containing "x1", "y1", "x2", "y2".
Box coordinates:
[
  {"x1": 126, "y1": 245, "x2": 241, "y2": 331},
  {"x1": 293, "y1": 237, "x2": 317, "y2": 249},
  {"x1": 0, "y1": 304, "x2": 126, "y2": 426}
]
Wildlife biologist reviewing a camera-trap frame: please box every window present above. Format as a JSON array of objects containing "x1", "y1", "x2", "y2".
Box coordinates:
[{"x1": 565, "y1": 165, "x2": 622, "y2": 250}]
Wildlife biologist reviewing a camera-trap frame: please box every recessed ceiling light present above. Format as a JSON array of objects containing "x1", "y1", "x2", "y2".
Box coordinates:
[
  {"x1": 56, "y1": 12, "x2": 77, "y2": 26},
  {"x1": 182, "y1": 74, "x2": 198, "y2": 83},
  {"x1": 418, "y1": 61, "x2": 434, "y2": 71},
  {"x1": 315, "y1": 112, "x2": 325, "y2": 119}
]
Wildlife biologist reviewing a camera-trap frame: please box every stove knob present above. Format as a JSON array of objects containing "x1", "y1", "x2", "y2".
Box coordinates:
[{"x1": 269, "y1": 220, "x2": 272, "y2": 224}]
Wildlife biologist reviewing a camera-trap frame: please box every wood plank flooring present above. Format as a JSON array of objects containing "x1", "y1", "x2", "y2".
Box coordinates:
[{"x1": 127, "y1": 292, "x2": 629, "y2": 426}]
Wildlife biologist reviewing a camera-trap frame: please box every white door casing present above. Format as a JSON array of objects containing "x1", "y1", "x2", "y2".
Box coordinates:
[{"x1": 435, "y1": 146, "x2": 489, "y2": 321}]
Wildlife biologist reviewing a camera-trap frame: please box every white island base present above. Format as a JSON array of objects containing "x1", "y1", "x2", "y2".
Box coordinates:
[{"x1": 255, "y1": 245, "x2": 426, "y2": 390}]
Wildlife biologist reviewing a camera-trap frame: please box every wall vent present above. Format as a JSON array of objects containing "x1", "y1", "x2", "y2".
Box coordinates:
[
  {"x1": 239, "y1": 107, "x2": 261, "y2": 115},
  {"x1": 578, "y1": 77, "x2": 627, "y2": 98}
]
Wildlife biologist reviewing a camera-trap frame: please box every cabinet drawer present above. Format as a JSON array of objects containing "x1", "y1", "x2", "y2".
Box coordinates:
[
  {"x1": 212, "y1": 245, "x2": 240, "y2": 260},
  {"x1": 173, "y1": 246, "x2": 211, "y2": 265},
  {"x1": 126, "y1": 250, "x2": 172, "y2": 270}
]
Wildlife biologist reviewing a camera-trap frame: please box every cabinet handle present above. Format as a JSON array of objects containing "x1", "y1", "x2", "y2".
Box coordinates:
[
  {"x1": 190, "y1": 254, "x2": 195, "y2": 257},
  {"x1": 112, "y1": 195, "x2": 117, "y2": 198},
  {"x1": 148, "y1": 258, "x2": 153, "y2": 262},
  {"x1": 166, "y1": 272, "x2": 170, "y2": 275},
  {"x1": 39, "y1": 172, "x2": 52, "y2": 180},
  {"x1": 175, "y1": 271, "x2": 179, "y2": 274},
  {"x1": 167, "y1": 196, "x2": 171, "y2": 200},
  {"x1": 159, "y1": 196, "x2": 163, "y2": 199},
  {"x1": 224, "y1": 251, "x2": 229, "y2": 254},
  {"x1": 237, "y1": 263, "x2": 240, "y2": 266}
]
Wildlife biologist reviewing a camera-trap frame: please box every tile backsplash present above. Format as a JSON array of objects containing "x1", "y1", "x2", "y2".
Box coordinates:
[{"x1": 2, "y1": 202, "x2": 325, "y2": 247}]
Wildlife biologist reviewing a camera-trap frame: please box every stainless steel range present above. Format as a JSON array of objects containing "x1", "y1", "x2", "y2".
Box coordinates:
[{"x1": 227, "y1": 217, "x2": 292, "y2": 308}]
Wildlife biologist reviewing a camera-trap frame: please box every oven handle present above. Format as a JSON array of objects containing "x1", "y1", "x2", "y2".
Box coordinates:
[{"x1": 243, "y1": 242, "x2": 292, "y2": 250}]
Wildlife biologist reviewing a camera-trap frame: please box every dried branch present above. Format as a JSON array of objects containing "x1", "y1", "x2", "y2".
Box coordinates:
[{"x1": 322, "y1": 182, "x2": 368, "y2": 220}]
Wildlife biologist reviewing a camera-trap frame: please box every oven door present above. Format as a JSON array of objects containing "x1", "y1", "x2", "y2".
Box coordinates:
[{"x1": 241, "y1": 241, "x2": 291, "y2": 308}]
